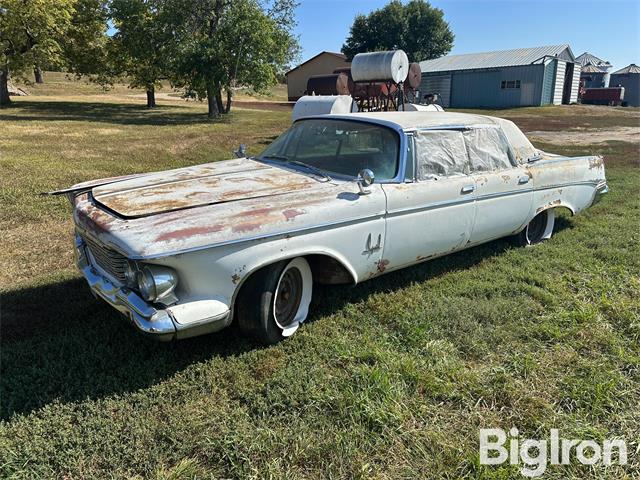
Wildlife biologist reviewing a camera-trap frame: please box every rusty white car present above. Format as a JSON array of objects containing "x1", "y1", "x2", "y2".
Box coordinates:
[{"x1": 52, "y1": 112, "x2": 607, "y2": 344}]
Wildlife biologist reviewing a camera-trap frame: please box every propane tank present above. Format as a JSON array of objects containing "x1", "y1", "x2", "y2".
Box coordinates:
[
  {"x1": 292, "y1": 95, "x2": 358, "y2": 121},
  {"x1": 351, "y1": 50, "x2": 410, "y2": 83}
]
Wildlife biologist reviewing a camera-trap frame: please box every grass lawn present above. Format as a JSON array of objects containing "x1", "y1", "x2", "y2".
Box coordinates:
[{"x1": 1, "y1": 81, "x2": 639, "y2": 479}]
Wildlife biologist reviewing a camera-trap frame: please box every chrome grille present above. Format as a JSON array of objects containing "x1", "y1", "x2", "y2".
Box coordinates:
[{"x1": 81, "y1": 234, "x2": 128, "y2": 283}]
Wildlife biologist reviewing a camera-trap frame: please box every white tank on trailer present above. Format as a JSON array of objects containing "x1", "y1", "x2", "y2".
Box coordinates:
[
  {"x1": 351, "y1": 50, "x2": 410, "y2": 84},
  {"x1": 400, "y1": 103, "x2": 445, "y2": 112},
  {"x1": 291, "y1": 95, "x2": 358, "y2": 121}
]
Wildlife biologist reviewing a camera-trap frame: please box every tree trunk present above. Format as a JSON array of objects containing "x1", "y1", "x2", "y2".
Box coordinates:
[
  {"x1": 206, "y1": 81, "x2": 219, "y2": 118},
  {"x1": 215, "y1": 84, "x2": 225, "y2": 114},
  {"x1": 146, "y1": 87, "x2": 156, "y2": 108},
  {"x1": 225, "y1": 88, "x2": 232, "y2": 113},
  {"x1": 34, "y1": 66, "x2": 44, "y2": 84},
  {"x1": 0, "y1": 67, "x2": 11, "y2": 107}
]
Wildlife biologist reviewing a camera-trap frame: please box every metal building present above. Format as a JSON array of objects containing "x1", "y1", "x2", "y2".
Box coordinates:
[
  {"x1": 609, "y1": 64, "x2": 640, "y2": 106},
  {"x1": 575, "y1": 52, "x2": 612, "y2": 71},
  {"x1": 580, "y1": 64, "x2": 610, "y2": 89},
  {"x1": 418, "y1": 44, "x2": 581, "y2": 108}
]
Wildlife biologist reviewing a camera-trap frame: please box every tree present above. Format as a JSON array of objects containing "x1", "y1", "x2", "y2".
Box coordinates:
[
  {"x1": 341, "y1": 0, "x2": 454, "y2": 63},
  {"x1": 0, "y1": 0, "x2": 75, "y2": 106},
  {"x1": 167, "y1": 0, "x2": 298, "y2": 118},
  {"x1": 63, "y1": 0, "x2": 111, "y2": 82},
  {"x1": 109, "y1": 0, "x2": 173, "y2": 108}
]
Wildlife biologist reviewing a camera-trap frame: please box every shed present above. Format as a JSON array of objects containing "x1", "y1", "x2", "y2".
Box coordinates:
[
  {"x1": 419, "y1": 44, "x2": 580, "y2": 108},
  {"x1": 609, "y1": 64, "x2": 640, "y2": 106},
  {"x1": 580, "y1": 64, "x2": 610, "y2": 89},
  {"x1": 285, "y1": 52, "x2": 351, "y2": 101}
]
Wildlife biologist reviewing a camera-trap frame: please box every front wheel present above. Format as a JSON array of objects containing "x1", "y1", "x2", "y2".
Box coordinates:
[
  {"x1": 515, "y1": 209, "x2": 556, "y2": 246},
  {"x1": 236, "y1": 257, "x2": 313, "y2": 344}
]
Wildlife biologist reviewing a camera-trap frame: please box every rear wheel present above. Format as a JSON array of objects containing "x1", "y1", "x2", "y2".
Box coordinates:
[
  {"x1": 236, "y1": 257, "x2": 313, "y2": 344},
  {"x1": 515, "y1": 209, "x2": 556, "y2": 246}
]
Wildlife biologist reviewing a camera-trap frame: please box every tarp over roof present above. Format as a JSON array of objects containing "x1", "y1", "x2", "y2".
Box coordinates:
[
  {"x1": 576, "y1": 52, "x2": 612, "y2": 69},
  {"x1": 419, "y1": 44, "x2": 574, "y2": 73},
  {"x1": 611, "y1": 64, "x2": 640, "y2": 75}
]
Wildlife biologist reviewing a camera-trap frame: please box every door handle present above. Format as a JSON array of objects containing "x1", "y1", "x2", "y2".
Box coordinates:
[
  {"x1": 518, "y1": 176, "x2": 530, "y2": 185},
  {"x1": 461, "y1": 184, "x2": 475, "y2": 194}
]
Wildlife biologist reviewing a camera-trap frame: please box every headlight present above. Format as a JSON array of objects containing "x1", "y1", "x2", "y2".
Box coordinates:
[{"x1": 136, "y1": 265, "x2": 178, "y2": 303}]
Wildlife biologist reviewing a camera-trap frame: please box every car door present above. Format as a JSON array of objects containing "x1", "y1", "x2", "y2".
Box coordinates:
[
  {"x1": 381, "y1": 130, "x2": 477, "y2": 271},
  {"x1": 464, "y1": 126, "x2": 533, "y2": 245}
]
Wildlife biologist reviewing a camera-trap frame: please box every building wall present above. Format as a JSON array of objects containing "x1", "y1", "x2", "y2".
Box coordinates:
[
  {"x1": 552, "y1": 60, "x2": 566, "y2": 105},
  {"x1": 541, "y1": 60, "x2": 556, "y2": 104},
  {"x1": 418, "y1": 74, "x2": 452, "y2": 107},
  {"x1": 421, "y1": 64, "x2": 546, "y2": 108},
  {"x1": 581, "y1": 72, "x2": 610, "y2": 88},
  {"x1": 286, "y1": 53, "x2": 351, "y2": 101},
  {"x1": 569, "y1": 64, "x2": 581, "y2": 103},
  {"x1": 610, "y1": 73, "x2": 640, "y2": 106}
]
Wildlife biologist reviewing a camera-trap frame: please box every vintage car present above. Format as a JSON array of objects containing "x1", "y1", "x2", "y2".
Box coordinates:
[{"x1": 52, "y1": 111, "x2": 608, "y2": 344}]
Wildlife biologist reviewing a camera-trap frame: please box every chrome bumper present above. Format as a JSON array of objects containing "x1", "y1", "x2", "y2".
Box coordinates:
[
  {"x1": 75, "y1": 236, "x2": 231, "y2": 341},
  {"x1": 591, "y1": 182, "x2": 609, "y2": 206},
  {"x1": 76, "y1": 236, "x2": 177, "y2": 341}
]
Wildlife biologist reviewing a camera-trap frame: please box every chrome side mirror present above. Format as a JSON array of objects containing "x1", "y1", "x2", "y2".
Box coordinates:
[
  {"x1": 233, "y1": 144, "x2": 247, "y2": 158},
  {"x1": 357, "y1": 169, "x2": 375, "y2": 195}
]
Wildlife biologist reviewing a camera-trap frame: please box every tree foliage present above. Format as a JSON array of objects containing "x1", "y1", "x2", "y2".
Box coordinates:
[
  {"x1": 63, "y1": 0, "x2": 110, "y2": 80},
  {"x1": 166, "y1": 0, "x2": 298, "y2": 117},
  {"x1": 109, "y1": 0, "x2": 175, "y2": 107},
  {"x1": 341, "y1": 0, "x2": 454, "y2": 62},
  {"x1": 0, "y1": 0, "x2": 75, "y2": 104}
]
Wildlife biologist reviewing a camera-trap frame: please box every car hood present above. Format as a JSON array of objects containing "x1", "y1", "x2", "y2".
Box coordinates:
[
  {"x1": 91, "y1": 158, "x2": 324, "y2": 218},
  {"x1": 73, "y1": 158, "x2": 387, "y2": 258}
]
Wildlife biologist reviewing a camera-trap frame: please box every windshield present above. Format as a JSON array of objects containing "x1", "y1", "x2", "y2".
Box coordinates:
[{"x1": 258, "y1": 119, "x2": 400, "y2": 181}]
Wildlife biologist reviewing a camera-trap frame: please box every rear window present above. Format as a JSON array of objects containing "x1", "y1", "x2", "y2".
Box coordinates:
[{"x1": 463, "y1": 127, "x2": 514, "y2": 172}]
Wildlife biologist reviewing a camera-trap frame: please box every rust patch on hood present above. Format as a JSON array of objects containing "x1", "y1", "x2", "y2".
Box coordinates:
[
  {"x1": 155, "y1": 224, "x2": 225, "y2": 242},
  {"x1": 283, "y1": 208, "x2": 306, "y2": 221}
]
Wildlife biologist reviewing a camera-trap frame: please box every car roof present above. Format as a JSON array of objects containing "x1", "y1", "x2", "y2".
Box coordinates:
[
  {"x1": 319, "y1": 111, "x2": 501, "y2": 130},
  {"x1": 299, "y1": 111, "x2": 538, "y2": 163}
]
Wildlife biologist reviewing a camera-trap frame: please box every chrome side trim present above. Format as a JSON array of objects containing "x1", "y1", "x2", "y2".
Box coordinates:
[{"x1": 387, "y1": 196, "x2": 475, "y2": 217}]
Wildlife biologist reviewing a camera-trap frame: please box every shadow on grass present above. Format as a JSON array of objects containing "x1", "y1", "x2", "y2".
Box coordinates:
[
  {"x1": 0, "y1": 217, "x2": 574, "y2": 420},
  {"x1": 0, "y1": 100, "x2": 231, "y2": 126}
]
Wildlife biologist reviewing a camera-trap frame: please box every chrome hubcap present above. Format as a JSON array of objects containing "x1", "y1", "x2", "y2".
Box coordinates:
[{"x1": 275, "y1": 267, "x2": 303, "y2": 329}]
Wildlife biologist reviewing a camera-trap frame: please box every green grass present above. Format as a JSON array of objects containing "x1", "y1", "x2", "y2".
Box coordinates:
[{"x1": 1, "y1": 82, "x2": 639, "y2": 479}]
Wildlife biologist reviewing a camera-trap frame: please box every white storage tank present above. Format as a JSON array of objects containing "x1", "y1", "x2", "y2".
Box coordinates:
[
  {"x1": 400, "y1": 103, "x2": 445, "y2": 112},
  {"x1": 292, "y1": 95, "x2": 358, "y2": 121},
  {"x1": 351, "y1": 50, "x2": 410, "y2": 84}
]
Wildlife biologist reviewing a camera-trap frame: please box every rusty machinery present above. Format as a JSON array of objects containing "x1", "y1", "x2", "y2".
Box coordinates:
[{"x1": 304, "y1": 50, "x2": 422, "y2": 112}]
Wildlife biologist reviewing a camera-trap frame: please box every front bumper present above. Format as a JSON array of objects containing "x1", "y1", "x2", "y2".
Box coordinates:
[{"x1": 75, "y1": 236, "x2": 231, "y2": 341}]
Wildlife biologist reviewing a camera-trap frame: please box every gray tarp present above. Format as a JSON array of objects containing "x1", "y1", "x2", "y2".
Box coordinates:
[
  {"x1": 463, "y1": 127, "x2": 513, "y2": 172},
  {"x1": 415, "y1": 130, "x2": 469, "y2": 179}
]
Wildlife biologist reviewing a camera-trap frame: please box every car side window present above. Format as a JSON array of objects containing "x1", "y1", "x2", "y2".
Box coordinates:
[
  {"x1": 404, "y1": 134, "x2": 415, "y2": 182},
  {"x1": 415, "y1": 130, "x2": 469, "y2": 180},
  {"x1": 463, "y1": 127, "x2": 515, "y2": 172}
]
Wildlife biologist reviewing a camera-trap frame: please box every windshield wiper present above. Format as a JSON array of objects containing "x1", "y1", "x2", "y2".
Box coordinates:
[
  {"x1": 261, "y1": 154, "x2": 290, "y2": 162},
  {"x1": 287, "y1": 160, "x2": 332, "y2": 182},
  {"x1": 260, "y1": 155, "x2": 332, "y2": 182}
]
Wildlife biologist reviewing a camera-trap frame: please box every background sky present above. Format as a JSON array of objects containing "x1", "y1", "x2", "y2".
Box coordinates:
[{"x1": 293, "y1": 0, "x2": 640, "y2": 71}]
